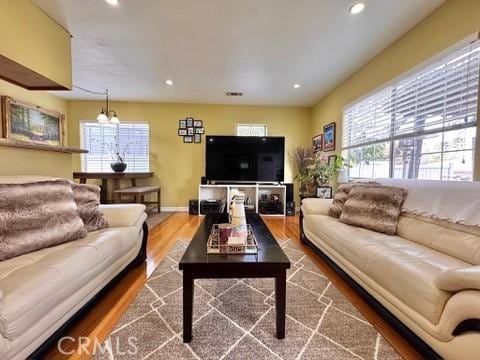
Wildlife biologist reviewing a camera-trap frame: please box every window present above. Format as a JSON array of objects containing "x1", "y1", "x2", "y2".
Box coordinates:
[
  {"x1": 80, "y1": 122, "x2": 150, "y2": 172},
  {"x1": 236, "y1": 124, "x2": 268, "y2": 136},
  {"x1": 343, "y1": 38, "x2": 479, "y2": 181}
]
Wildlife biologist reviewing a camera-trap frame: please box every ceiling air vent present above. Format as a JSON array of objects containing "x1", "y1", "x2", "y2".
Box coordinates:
[{"x1": 225, "y1": 91, "x2": 243, "y2": 97}]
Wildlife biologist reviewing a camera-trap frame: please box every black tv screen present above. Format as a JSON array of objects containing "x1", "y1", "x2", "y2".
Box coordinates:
[{"x1": 206, "y1": 136, "x2": 285, "y2": 182}]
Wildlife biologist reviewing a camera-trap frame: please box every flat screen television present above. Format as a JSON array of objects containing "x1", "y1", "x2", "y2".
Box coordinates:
[{"x1": 205, "y1": 136, "x2": 285, "y2": 182}]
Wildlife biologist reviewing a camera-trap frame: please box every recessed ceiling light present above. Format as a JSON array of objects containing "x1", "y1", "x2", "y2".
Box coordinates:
[
  {"x1": 105, "y1": 0, "x2": 118, "y2": 6},
  {"x1": 293, "y1": 84, "x2": 301, "y2": 89},
  {"x1": 349, "y1": 2, "x2": 365, "y2": 14},
  {"x1": 165, "y1": 79, "x2": 173, "y2": 86}
]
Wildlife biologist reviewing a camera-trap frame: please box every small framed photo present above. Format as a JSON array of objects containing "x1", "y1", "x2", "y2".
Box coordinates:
[
  {"x1": 194, "y1": 133, "x2": 202, "y2": 143},
  {"x1": 317, "y1": 186, "x2": 333, "y2": 199},
  {"x1": 187, "y1": 127, "x2": 194, "y2": 135},
  {"x1": 323, "y1": 122, "x2": 336, "y2": 151},
  {"x1": 312, "y1": 134, "x2": 323, "y2": 152},
  {"x1": 178, "y1": 128, "x2": 187, "y2": 136},
  {"x1": 195, "y1": 127, "x2": 204, "y2": 134},
  {"x1": 328, "y1": 155, "x2": 337, "y2": 167},
  {"x1": 183, "y1": 136, "x2": 193, "y2": 143},
  {"x1": 179, "y1": 119, "x2": 187, "y2": 129},
  {"x1": 194, "y1": 120, "x2": 203, "y2": 127},
  {"x1": 186, "y1": 117, "x2": 194, "y2": 127}
]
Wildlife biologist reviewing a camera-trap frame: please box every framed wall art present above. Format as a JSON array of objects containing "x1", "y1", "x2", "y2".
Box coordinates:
[
  {"x1": 1, "y1": 96, "x2": 65, "y2": 146},
  {"x1": 312, "y1": 134, "x2": 323, "y2": 152},
  {"x1": 323, "y1": 122, "x2": 336, "y2": 151},
  {"x1": 178, "y1": 116, "x2": 205, "y2": 144}
]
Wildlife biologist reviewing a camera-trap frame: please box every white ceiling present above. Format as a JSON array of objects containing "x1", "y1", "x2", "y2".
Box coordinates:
[{"x1": 34, "y1": 0, "x2": 445, "y2": 106}]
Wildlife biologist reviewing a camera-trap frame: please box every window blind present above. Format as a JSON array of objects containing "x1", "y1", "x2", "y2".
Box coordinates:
[
  {"x1": 80, "y1": 122, "x2": 150, "y2": 172},
  {"x1": 236, "y1": 124, "x2": 268, "y2": 136},
  {"x1": 343, "y1": 39, "x2": 480, "y2": 150}
]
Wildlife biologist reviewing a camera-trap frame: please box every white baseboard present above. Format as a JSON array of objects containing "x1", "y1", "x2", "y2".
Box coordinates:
[{"x1": 161, "y1": 206, "x2": 188, "y2": 212}]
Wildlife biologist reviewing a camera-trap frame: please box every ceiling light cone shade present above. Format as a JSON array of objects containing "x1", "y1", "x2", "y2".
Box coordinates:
[
  {"x1": 110, "y1": 115, "x2": 120, "y2": 124},
  {"x1": 97, "y1": 112, "x2": 109, "y2": 123}
]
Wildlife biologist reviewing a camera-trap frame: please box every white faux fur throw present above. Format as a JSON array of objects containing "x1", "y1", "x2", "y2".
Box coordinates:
[{"x1": 377, "y1": 179, "x2": 480, "y2": 227}]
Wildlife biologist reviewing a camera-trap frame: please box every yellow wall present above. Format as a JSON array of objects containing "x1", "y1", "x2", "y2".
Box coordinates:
[
  {"x1": 0, "y1": 79, "x2": 72, "y2": 178},
  {"x1": 0, "y1": 0, "x2": 72, "y2": 89},
  {"x1": 67, "y1": 101, "x2": 310, "y2": 207},
  {"x1": 311, "y1": 0, "x2": 480, "y2": 167}
]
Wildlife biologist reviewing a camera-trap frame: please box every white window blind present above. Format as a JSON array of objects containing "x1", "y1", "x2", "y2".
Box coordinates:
[
  {"x1": 80, "y1": 122, "x2": 150, "y2": 172},
  {"x1": 236, "y1": 124, "x2": 268, "y2": 136},
  {"x1": 343, "y1": 38, "x2": 480, "y2": 181},
  {"x1": 344, "y1": 39, "x2": 479, "y2": 149}
]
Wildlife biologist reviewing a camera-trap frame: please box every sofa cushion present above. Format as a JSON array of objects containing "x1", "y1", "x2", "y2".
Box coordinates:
[
  {"x1": 397, "y1": 215, "x2": 480, "y2": 265},
  {"x1": 328, "y1": 182, "x2": 378, "y2": 218},
  {"x1": 0, "y1": 180, "x2": 87, "y2": 261},
  {"x1": 71, "y1": 182, "x2": 107, "y2": 232},
  {"x1": 303, "y1": 214, "x2": 468, "y2": 324},
  {"x1": 339, "y1": 185, "x2": 407, "y2": 235},
  {"x1": 0, "y1": 226, "x2": 139, "y2": 340}
]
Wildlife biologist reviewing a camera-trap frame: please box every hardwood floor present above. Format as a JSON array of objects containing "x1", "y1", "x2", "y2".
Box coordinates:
[{"x1": 45, "y1": 213, "x2": 420, "y2": 359}]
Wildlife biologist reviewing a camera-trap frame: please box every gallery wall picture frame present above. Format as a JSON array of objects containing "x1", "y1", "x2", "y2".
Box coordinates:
[
  {"x1": 195, "y1": 127, "x2": 204, "y2": 134},
  {"x1": 194, "y1": 133, "x2": 201, "y2": 143},
  {"x1": 178, "y1": 128, "x2": 187, "y2": 136},
  {"x1": 194, "y1": 120, "x2": 203, "y2": 127},
  {"x1": 187, "y1": 127, "x2": 194, "y2": 135},
  {"x1": 317, "y1": 186, "x2": 333, "y2": 199},
  {"x1": 1, "y1": 96, "x2": 65, "y2": 146},
  {"x1": 183, "y1": 136, "x2": 193, "y2": 143},
  {"x1": 328, "y1": 155, "x2": 337, "y2": 167},
  {"x1": 323, "y1": 122, "x2": 336, "y2": 151},
  {"x1": 312, "y1": 134, "x2": 323, "y2": 152},
  {"x1": 186, "y1": 117, "x2": 194, "y2": 127},
  {"x1": 179, "y1": 120, "x2": 187, "y2": 129}
]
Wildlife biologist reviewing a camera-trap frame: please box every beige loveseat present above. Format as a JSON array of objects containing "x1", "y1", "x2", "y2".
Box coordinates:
[
  {"x1": 0, "y1": 177, "x2": 148, "y2": 360},
  {"x1": 301, "y1": 179, "x2": 480, "y2": 360}
]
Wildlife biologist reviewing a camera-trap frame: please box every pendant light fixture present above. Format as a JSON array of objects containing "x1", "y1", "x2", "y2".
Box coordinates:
[{"x1": 96, "y1": 89, "x2": 120, "y2": 124}]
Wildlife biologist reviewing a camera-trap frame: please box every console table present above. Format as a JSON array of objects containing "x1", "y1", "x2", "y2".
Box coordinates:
[{"x1": 73, "y1": 172, "x2": 154, "y2": 203}]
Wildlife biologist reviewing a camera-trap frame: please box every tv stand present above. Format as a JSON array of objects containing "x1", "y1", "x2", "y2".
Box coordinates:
[{"x1": 198, "y1": 183, "x2": 286, "y2": 216}]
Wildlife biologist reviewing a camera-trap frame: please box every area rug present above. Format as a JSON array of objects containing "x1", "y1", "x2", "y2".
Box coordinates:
[
  {"x1": 97, "y1": 239, "x2": 401, "y2": 360},
  {"x1": 145, "y1": 212, "x2": 173, "y2": 230}
]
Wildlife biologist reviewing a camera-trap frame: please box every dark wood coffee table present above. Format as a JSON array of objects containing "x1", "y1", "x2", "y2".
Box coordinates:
[{"x1": 179, "y1": 213, "x2": 291, "y2": 343}]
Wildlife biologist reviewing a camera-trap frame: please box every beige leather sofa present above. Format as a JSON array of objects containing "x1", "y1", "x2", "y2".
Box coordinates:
[
  {"x1": 0, "y1": 202, "x2": 147, "y2": 360},
  {"x1": 301, "y1": 179, "x2": 480, "y2": 360}
]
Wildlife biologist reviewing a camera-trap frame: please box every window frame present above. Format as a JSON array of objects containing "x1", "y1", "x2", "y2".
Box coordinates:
[
  {"x1": 236, "y1": 124, "x2": 268, "y2": 137},
  {"x1": 80, "y1": 120, "x2": 150, "y2": 173},
  {"x1": 342, "y1": 35, "x2": 479, "y2": 181}
]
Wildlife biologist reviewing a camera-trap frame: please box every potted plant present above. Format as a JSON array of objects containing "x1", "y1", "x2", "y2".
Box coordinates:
[
  {"x1": 105, "y1": 134, "x2": 130, "y2": 173},
  {"x1": 290, "y1": 145, "x2": 315, "y2": 198}
]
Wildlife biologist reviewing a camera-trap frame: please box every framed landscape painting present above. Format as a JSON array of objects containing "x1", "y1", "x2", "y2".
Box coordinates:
[
  {"x1": 1, "y1": 96, "x2": 65, "y2": 146},
  {"x1": 312, "y1": 134, "x2": 323, "y2": 152},
  {"x1": 323, "y1": 122, "x2": 336, "y2": 151}
]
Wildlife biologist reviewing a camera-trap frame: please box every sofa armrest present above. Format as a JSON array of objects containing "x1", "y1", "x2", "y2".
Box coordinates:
[
  {"x1": 301, "y1": 198, "x2": 333, "y2": 216},
  {"x1": 99, "y1": 204, "x2": 146, "y2": 228},
  {"x1": 435, "y1": 266, "x2": 480, "y2": 292}
]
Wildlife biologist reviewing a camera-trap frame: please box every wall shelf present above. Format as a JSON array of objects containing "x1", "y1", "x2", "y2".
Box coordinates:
[{"x1": 0, "y1": 138, "x2": 88, "y2": 154}]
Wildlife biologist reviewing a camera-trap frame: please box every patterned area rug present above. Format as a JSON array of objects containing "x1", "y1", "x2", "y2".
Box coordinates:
[
  {"x1": 145, "y1": 212, "x2": 173, "y2": 230},
  {"x1": 98, "y1": 238, "x2": 401, "y2": 360}
]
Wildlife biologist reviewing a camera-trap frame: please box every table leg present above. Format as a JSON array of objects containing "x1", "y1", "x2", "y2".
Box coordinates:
[
  {"x1": 183, "y1": 269, "x2": 194, "y2": 343},
  {"x1": 100, "y1": 179, "x2": 108, "y2": 204},
  {"x1": 157, "y1": 189, "x2": 161, "y2": 213},
  {"x1": 79, "y1": 178, "x2": 87, "y2": 184},
  {"x1": 275, "y1": 269, "x2": 287, "y2": 339}
]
